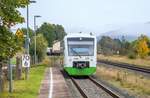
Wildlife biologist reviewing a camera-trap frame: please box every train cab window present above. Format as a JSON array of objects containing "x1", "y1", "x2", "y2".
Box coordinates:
[{"x1": 67, "y1": 38, "x2": 94, "y2": 56}]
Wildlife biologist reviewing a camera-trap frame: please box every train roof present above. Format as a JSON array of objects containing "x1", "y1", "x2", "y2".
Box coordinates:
[{"x1": 64, "y1": 33, "x2": 96, "y2": 39}]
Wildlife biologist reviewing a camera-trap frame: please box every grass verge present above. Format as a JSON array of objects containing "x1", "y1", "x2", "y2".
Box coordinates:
[
  {"x1": 96, "y1": 65, "x2": 150, "y2": 97},
  {"x1": 0, "y1": 64, "x2": 47, "y2": 98}
]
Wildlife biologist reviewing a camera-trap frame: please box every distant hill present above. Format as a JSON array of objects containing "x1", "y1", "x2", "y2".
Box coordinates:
[{"x1": 98, "y1": 22, "x2": 150, "y2": 41}]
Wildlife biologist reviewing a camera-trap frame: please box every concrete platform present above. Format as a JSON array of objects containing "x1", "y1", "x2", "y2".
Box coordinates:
[{"x1": 38, "y1": 67, "x2": 71, "y2": 98}]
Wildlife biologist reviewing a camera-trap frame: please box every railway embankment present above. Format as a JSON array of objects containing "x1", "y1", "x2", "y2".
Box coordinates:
[
  {"x1": 96, "y1": 64, "x2": 150, "y2": 98},
  {"x1": 97, "y1": 55, "x2": 150, "y2": 68}
]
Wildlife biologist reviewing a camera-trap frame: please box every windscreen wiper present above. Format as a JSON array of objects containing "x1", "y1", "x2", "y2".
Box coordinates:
[{"x1": 71, "y1": 48, "x2": 81, "y2": 58}]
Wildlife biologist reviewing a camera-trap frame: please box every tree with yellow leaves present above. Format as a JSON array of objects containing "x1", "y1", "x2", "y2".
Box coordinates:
[{"x1": 136, "y1": 35, "x2": 150, "y2": 58}]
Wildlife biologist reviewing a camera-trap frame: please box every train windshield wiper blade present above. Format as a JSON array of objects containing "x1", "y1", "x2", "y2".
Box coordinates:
[{"x1": 71, "y1": 48, "x2": 81, "y2": 58}]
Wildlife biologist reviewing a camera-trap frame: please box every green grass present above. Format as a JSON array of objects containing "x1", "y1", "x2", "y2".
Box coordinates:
[
  {"x1": 96, "y1": 65, "x2": 150, "y2": 96},
  {"x1": 0, "y1": 64, "x2": 47, "y2": 98}
]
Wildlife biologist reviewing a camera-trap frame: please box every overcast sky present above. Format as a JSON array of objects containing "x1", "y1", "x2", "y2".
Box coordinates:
[{"x1": 12, "y1": 0, "x2": 150, "y2": 35}]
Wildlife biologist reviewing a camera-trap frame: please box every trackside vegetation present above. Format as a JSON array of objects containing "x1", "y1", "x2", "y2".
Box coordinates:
[
  {"x1": 98, "y1": 35, "x2": 150, "y2": 59},
  {"x1": 0, "y1": 64, "x2": 47, "y2": 98},
  {"x1": 96, "y1": 65, "x2": 150, "y2": 97},
  {"x1": 97, "y1": 35, "x2": 150, "y2": 97}
]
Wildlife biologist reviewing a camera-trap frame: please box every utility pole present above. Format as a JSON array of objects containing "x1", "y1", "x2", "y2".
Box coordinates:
[
  {"x1": 8, "y1": 58, "x2": 12, "y2": 93},
  {"x1": 25, "y1": 0, "x2": 36, "y2": 80},
  {"x1": 7, "y1": 47, "x2": 13, "y2": 93},
  {"x1": 34, "y1": 15, "x2": 41, "y2": 64},
  {"x1": 25, "y1": 3, "x2": 29, "y2": 80}
]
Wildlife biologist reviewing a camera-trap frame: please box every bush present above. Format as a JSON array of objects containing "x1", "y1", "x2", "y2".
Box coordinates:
[
  {"x1": 128, "y1": 52, "x2": 136, "y2": 59},
  {"x1": 42, "y1": 56, "x2": 51, "y2": 66}
]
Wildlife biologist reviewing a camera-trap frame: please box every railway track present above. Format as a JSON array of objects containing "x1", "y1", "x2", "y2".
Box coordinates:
[
  {"x1": 98, "y1": 60, "x2": 150, "y2": 74},
  {"x1": 70, "y1": 76, "x2": 122, "y2": 98}
]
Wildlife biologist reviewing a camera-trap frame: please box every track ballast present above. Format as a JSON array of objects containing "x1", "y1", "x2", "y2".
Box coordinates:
[{"x1": 70, "y1": 76, "x2": 122, "y2": 98}]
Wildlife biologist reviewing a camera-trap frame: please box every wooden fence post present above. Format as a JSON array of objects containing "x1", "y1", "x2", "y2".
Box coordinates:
[
  {"x1": 0, "y1": 63, "x2": 3, "y2": 92},
  {"x1": 16, "y1": 56, "x2": 22, "y2": 80}
]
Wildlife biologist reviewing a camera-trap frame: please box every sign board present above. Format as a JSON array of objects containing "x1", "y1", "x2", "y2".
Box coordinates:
[
  {"x1": 15, "y1": 29, "x2": 23, "y2": 38},
  {"x1": 22, "y1": 54, "x2": 30, "y2": 67}
]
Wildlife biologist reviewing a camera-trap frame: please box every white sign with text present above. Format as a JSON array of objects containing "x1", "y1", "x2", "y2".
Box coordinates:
[{"x1": 22, "y1": 54, "x2": 30, "y2": 67}]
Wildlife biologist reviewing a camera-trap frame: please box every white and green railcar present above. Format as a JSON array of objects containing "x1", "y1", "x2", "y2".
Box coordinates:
[{"x1": 63, "y1": 33, "x2": 97, "y2": 75}]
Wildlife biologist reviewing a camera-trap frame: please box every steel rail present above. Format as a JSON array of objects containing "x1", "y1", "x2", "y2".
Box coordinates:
[
  {"x1": 89, "y1": 77, "x2": 121, "y2": 98},
  {"x1": 71, "y1": 76, "x2": 121, "y2": 98},
  {"x1": 98, "y1": 60, "x2": 150, "y2": 74},
  {"x1": 70, "y1": 77, "x2": 88, "y2": 98}
]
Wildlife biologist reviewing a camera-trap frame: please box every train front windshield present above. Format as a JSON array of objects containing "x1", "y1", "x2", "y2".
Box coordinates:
[{"x1": 67, "y1": 37, "x2": 94, "y2": 56}]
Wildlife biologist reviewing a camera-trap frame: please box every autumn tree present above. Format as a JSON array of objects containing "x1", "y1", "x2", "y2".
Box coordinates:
[{"x1": 135, "y1": 35, "x2": 150, "y2": 58}]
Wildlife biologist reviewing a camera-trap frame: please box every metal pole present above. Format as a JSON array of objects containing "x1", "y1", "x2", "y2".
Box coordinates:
[
  {"x1": 8, "y1": 59, "x2": 12, "y2": 93},
  {"x1": 25, "y1": 1, "x2": 36, "y2": 79},
  {"x1": 27, "y1": 5, "x2": 29, "y2": 54},
  {"x1": 34, "y1": 15, "x2": 41, "y2": 64},
  {"x1": 26, "y1": 1, "x2": 36, "y2": 54},
  {"x1": 34, "y1": 16, "x2": 36, "y2": 64},
  {"x1": 25, "y1": 4, "x2": 29, "y2": 80}
]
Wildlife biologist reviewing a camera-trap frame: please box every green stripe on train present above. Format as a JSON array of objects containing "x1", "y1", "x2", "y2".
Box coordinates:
[{"x1": 64, "y1": 67, "x2": 96, "y2": 75}]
